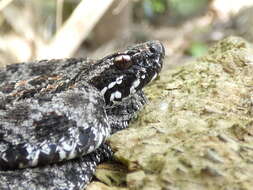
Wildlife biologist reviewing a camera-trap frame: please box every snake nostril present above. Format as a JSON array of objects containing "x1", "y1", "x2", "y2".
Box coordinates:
[{"x1": 149, "y1": 41, "x2": 165, "y2": 57}]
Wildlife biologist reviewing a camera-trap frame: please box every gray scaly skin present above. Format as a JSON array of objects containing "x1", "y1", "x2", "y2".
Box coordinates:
[{"x1": 0, "y1": 41, "x2": 165, "y2": 190}]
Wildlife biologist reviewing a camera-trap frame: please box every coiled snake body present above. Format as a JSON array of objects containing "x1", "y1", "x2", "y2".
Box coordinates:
[{"x1": 0, "y1": 41, "x2": 165, "y2": 189}]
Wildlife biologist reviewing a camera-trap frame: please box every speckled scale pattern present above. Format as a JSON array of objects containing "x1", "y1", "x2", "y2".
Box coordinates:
[
  {"x1": 0, "y1": 85, "x2": 109, "y2": 169},
  {"x1": 0, "y1": 144, "x2": 113, "y2": 190},
  {"x1": 0, "y1": 58, "x2": 110, "y2": 170},
  {"x1": 0, "y1": 41, "x2": 165, "y2": 189}
]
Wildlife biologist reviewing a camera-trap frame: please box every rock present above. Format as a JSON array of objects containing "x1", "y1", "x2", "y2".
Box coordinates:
[{"x1": 91, "y1": 36, "x2": 253, "y2": 190}]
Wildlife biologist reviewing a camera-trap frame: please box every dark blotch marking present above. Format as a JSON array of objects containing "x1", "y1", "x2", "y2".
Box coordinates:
[
  {"x1": 0, "y1": 82, "x2": 16, "y2": 94},
  {"x1": 64, "y1": 92, "x2": 89, "y2": 108},
  {"x1": 5, "y1": 63, "x2": 20, "y2": 74},
  {"x1": 78, "y1": 127, "x2": 92, "y2": 147},
  {"x1": 38, "y1": 144, "x2": 59, "y2": 166},
  {"x1": 5, "y1": 103, "x2": 30, "y2": 123},
  {"x1": 34, "y1": 113, "x2": 77, "y2": 139},
  {"x1": 0, "y1": 143, "x2": 29, "y2": 170},
  {"x1": 0, "y1": 71, "x2": 7, "y2": 83},
  {"x1": 29, "y1": 61, "x2": 57, "y2": 76},
  {"x1": 28, "y1": 77, "x2": 48, "y2": 86}
]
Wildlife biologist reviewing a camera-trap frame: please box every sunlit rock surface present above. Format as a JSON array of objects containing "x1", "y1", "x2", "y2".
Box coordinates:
[{"x1": 88, "y1": 36, "x2": 253, "y2": 190}]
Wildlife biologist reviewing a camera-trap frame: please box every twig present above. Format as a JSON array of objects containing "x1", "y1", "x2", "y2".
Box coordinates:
[
  {"x1": 37, "y1": 0, "x2": 115, "y2": 59},
  {"x1": 56, "y1": 0, "x2": 64, "y2": 30},
  {"x1": 2, "y1": 3, "x2": 35, "y2": 40},
  {"x1": 113, "y1": 0, "x2": 129, "y2": 15}
]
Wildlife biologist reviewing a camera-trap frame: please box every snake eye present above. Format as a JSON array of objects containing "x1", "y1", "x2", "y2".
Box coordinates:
[{"x1": 114, "y1": 55, "x2": 133, "y2": 70}]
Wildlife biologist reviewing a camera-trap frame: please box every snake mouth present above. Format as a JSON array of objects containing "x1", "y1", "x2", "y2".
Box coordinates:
[{"x1": 90, "y1": 41, "x2": 165, "y2": 105}]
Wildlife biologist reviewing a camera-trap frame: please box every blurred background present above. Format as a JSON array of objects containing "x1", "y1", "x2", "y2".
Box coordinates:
[{"x1": 0, "y1": 0, "x2": 253, "y2": 69}]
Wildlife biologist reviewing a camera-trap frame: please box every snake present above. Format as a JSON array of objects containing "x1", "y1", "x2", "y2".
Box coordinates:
[{"x1": 0, "y1": 41, "x2": 165, "y2": 190}]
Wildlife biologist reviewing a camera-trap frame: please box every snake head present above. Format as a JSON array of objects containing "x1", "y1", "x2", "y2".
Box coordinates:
[{"x1": 90, "y1": 41, "x2": 165, "y2": 104}]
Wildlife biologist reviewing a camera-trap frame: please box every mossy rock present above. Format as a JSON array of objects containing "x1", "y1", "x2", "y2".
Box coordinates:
[{"x1": 89, "y1": 36, "x2": 253, "y2": 190}]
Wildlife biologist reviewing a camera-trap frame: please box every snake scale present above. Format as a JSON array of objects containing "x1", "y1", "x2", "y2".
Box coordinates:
[{"x1": 0, "y1": 41, "x2": 165, "y2": 190}]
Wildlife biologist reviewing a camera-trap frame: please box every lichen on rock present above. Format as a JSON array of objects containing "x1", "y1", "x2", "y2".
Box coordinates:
[{"x1": 91, "y1": 36, "x2": 253, "y2": 190}]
